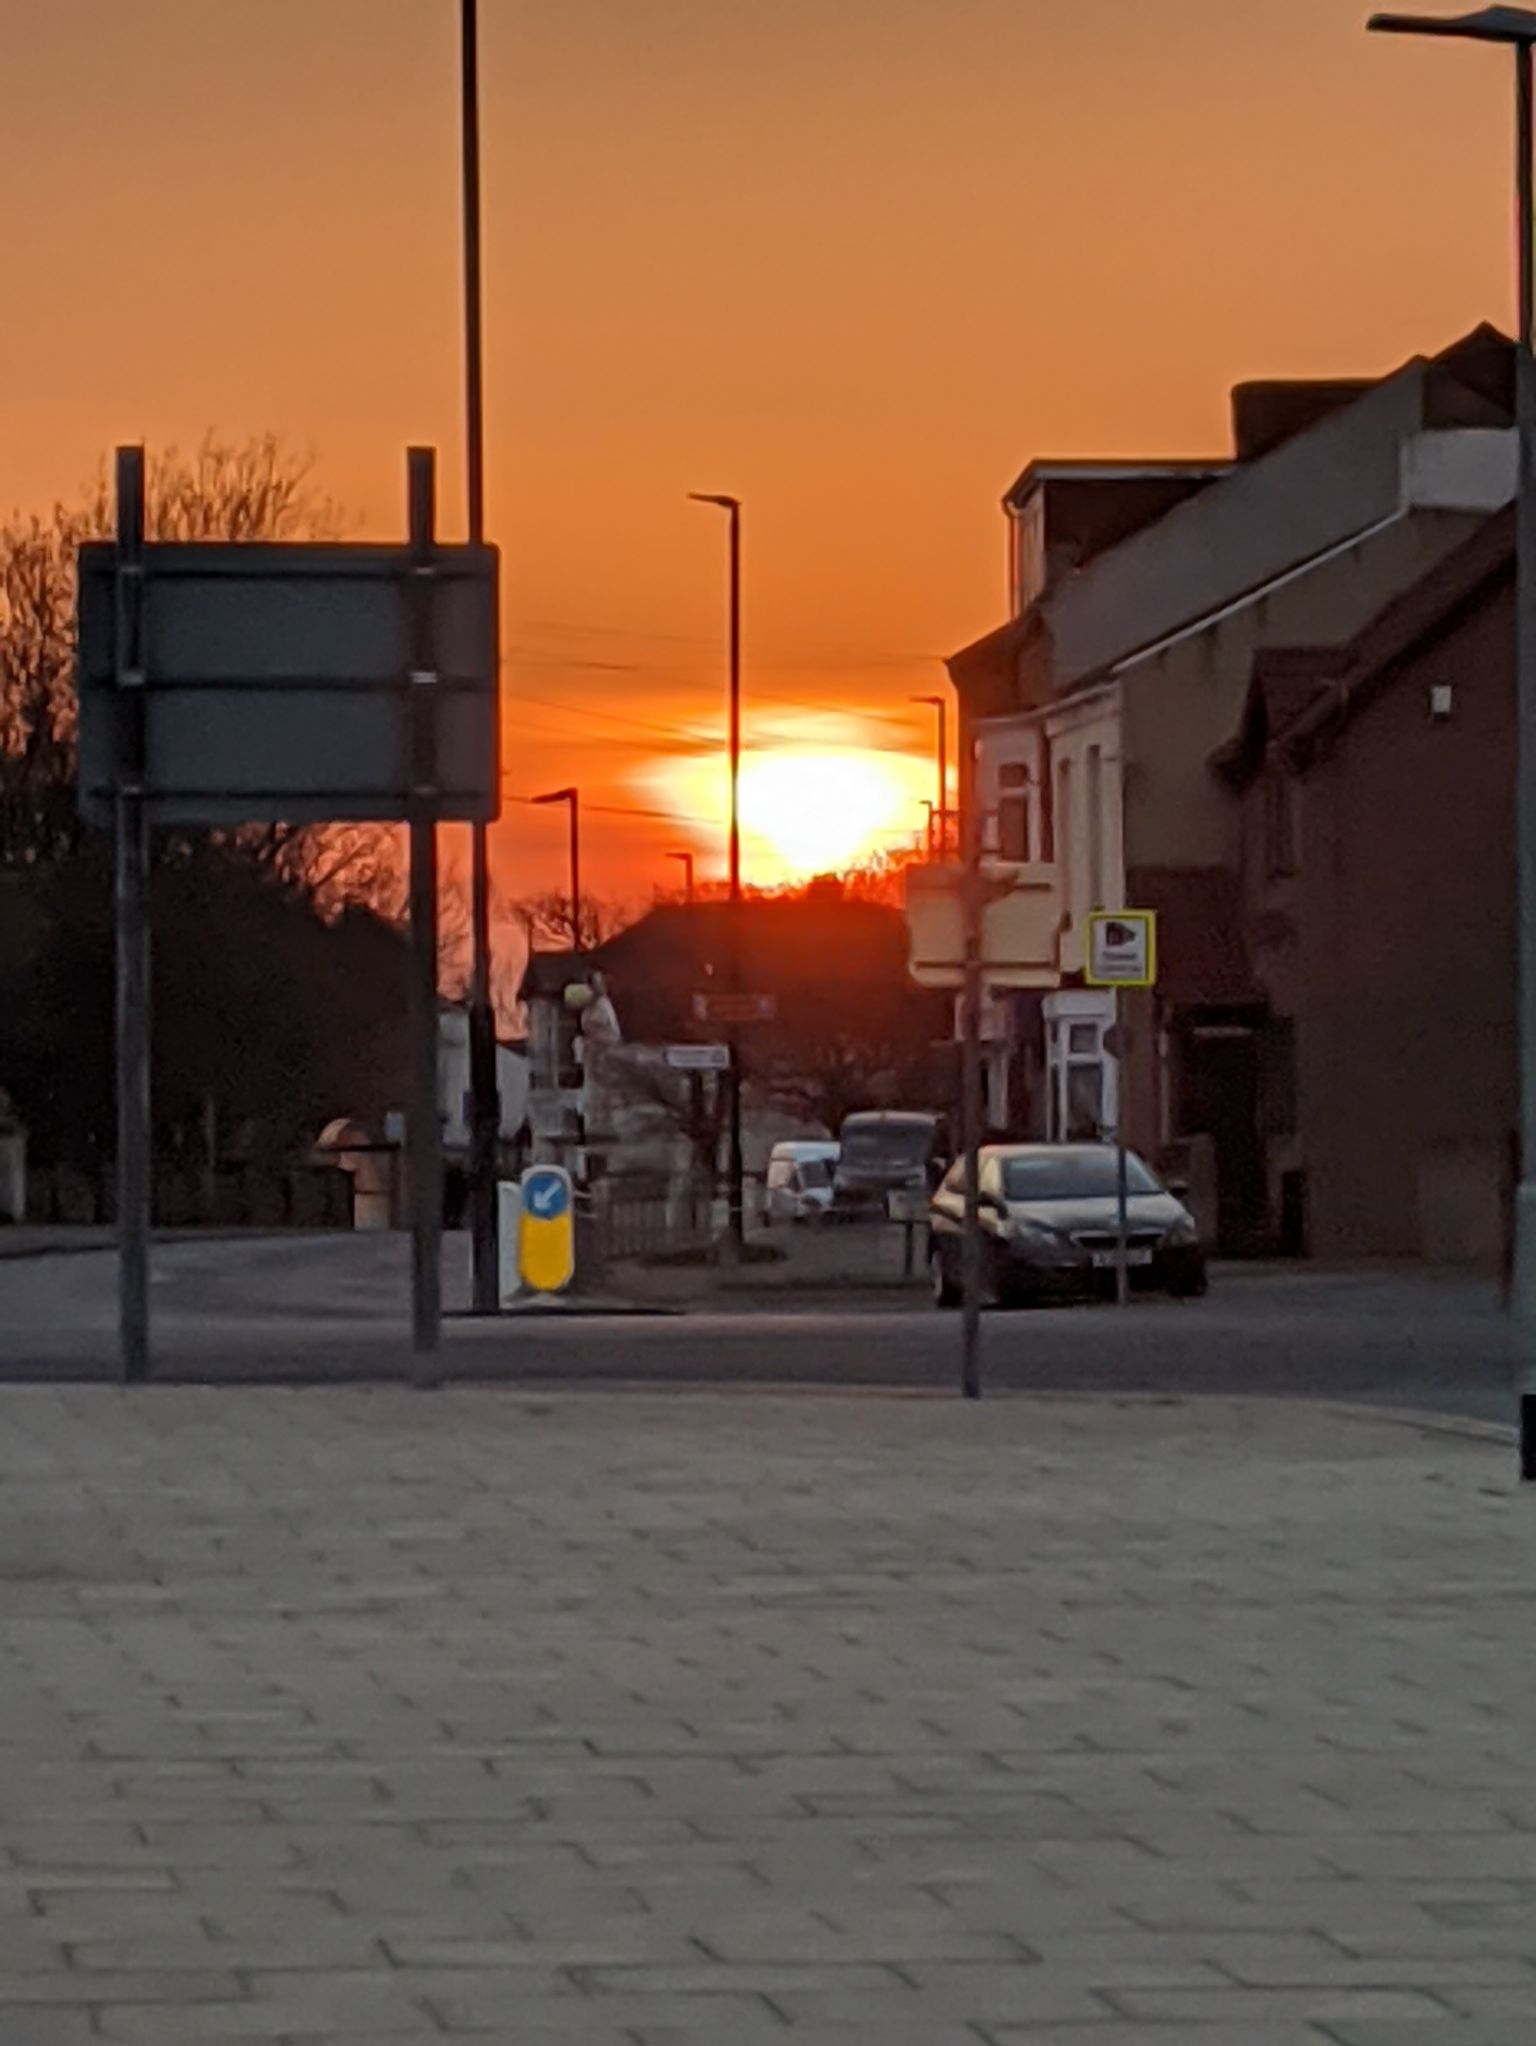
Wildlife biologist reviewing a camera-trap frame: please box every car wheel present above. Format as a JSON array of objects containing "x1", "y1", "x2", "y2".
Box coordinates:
[
  {"x1": 1167, "y1": 1260, "x2": 1209, "y2": 1299},
  {"x1": 990, "y1": 1243, "x2": 1035, "y2": 1310},
  {"x1": 931, "y1": 1241, "x2": 961, "y2": 1309},
  {"x1": 995, "y1": 1270, "x2": 1034, "y2": 1310}
]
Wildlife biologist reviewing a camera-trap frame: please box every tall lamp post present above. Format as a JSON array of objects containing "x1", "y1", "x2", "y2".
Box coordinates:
[
  {"x1": 689, "y1": 491, "x2": 746, "y2": 1252},
  {"x1": 912, "y1": 693, "x2": 949, "y2": 856},
  {"x1": 460, "y1": 0, "x2": 500, "y2": 1313},
  {"x1": 1370, "y1": 5, "x2": 1536, "y2": 1477},
  {"x1": 667, "y1": 849, "x2": 696, "y2": 903},
  {"x1": 532, "y1": 787, "x2": 582, "y2": 950}
]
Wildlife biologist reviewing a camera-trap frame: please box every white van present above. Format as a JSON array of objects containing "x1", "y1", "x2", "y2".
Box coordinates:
[{"x1": 764, "y1": 1141, "x2": 839, "y2": 1224}]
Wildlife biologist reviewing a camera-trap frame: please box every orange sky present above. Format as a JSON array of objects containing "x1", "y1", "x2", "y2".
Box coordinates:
[{"x1": 2, "y1": 0, "x2": 1519, "y2": 901}]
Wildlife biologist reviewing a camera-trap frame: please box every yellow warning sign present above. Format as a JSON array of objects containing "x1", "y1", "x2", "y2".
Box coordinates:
[{"x1": 518, "y1": 1165, "x2": 575, "y2": 1293}]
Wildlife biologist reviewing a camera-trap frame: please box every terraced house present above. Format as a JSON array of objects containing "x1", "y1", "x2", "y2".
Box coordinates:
[{"x1": 946, "y1": 325, "x2": 1515, "y2": 1257}]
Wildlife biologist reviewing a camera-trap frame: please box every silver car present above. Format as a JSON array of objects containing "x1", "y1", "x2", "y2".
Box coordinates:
[{"x1": 930, "y1": 1143, "x2": 1206, "y2": 1307}]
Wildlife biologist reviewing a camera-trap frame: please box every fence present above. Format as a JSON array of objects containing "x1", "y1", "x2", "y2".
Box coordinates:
[
  {"x1": 25, "y1": 1161, "x2": 352, "y2": 1230},
  {"x1": 599, "y1": 1170, "x2": 715, "y2": 1263}
]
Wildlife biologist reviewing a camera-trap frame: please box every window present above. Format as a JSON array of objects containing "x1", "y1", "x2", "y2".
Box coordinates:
[
  {"x1": 1086, "y1": 744, "x2": 1104, "y2": 909},
  {"x1": 997, "y1": 762, "x2": 1031, "y2": 861},
  {"x1": 1003, "y1": 1151, "x2": 1160, "y2": 1201},
  {"x1": 1264, "y1": 771, "x2": 1298, "y2": 878}
]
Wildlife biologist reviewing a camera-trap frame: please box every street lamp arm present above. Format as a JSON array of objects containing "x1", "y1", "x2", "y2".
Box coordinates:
[{"x1": 1369, "y1": 6, "x2": 1536, "y2": 39}]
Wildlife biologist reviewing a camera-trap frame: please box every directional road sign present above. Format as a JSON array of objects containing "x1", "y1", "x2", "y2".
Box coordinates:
[
  {"x1": 664, "y1": 1043, "x2": 731, "y2": 1071},
  {"x1": 518, "y1": 1164, "x2": 575, "y2": 1294},
  {"x1": 692, "y1": 991, "x2": 776, "y2": 1026}
]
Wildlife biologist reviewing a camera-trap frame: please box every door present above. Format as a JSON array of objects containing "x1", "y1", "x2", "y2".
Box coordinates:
[
  {"x1": 1177, "y1": 1008, "x2": 1266, "y2": 1253},
  {"x1": 1043, "y1": 993, "x2": 1117, "y2": 1142}
]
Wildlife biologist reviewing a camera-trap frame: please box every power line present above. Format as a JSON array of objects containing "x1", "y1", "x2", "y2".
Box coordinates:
[
  {"x1": 504, "y1": 689, "x2": 932, "y2": 753},
  {"x1": 511, "y1": 691, "x2": 722, "y2": 747},
  {"x1": 504, "y1": 789, "x2": 719, "y2": 827},
  {"x1": 516, "y1": 615, "x2": 946, "y2": 671}
]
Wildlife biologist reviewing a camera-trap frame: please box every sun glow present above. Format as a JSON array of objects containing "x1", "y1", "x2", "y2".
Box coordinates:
[{"x1": 645, "y1": 744, "x2": 934, "y2": 884}]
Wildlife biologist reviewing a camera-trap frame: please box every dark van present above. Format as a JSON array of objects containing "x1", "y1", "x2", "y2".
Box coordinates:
[{"x1": 832, "y1": 1110, "x2": 951, "y2": 1217}]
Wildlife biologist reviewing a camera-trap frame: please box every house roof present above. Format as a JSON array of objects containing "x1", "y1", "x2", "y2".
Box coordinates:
[
  {"x1": 575, "y1": 891, "x2": 945, "y2": 1045},
  {"x1": 1001, "y1": 459, "x2": 1229, "y2": 510},
  {"x1": 1230, "y1": 324, "x2": 1512, "y2": 460},
  {"x1": 1230, "y1": 381, "x2": 1377, "y2": 463},
  {"x1": 946, "y1": 605, "x2": 1048, "y2": 711},
  {"x1": 953, "y1": 323, "x2": 1516, "y2": 724},
  {"x1": 1214, "y1": 506, "x2": 1514, "y2": 786},
  {"x1": 593, "y1": 893, "x2": 914, "y2": 985}
]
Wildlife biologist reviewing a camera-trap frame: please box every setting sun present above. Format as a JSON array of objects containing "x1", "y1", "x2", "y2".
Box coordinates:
[{"x1": 644, "y1": 745, "x2": 933, "y2": 885}]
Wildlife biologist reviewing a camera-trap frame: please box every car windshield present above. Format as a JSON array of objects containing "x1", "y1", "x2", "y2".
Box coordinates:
[
  {"x1": 840, "y1": 1124, "x2": 932, "y2": 1167},
  {"x1": 797, "y1": 1158, "x2": 834, "y2": 1189},
  {"x1": 1002, "y1": 1151, "x2": 1161, "y2": 1201}
]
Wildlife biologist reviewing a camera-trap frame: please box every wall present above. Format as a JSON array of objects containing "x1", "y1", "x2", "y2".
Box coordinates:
[
  {"x1": 1120, "y1": 508, "x2": 1488, "y2": 873},
  {"x1": 974, "y1": 687, "x2": 1123, "y2": 978},
  {"x1": 1047, "y1": 368, "x2": 1433, "y2": 686},
  {"x1": 1299, "y1": 577, "x2": 1515, "y2": 1262},
  {"x1": 438, "y1": 1009, "x2": 530, "y2": 1151}
]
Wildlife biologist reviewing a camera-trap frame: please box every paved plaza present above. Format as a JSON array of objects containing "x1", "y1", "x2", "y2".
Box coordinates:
[{"x1": 0, "y1": 1383, "x2": 1533, "y2": 2042}]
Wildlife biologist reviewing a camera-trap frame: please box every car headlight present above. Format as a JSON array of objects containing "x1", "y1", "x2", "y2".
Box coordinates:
[
  {"x1": 1164, "y1": 1216, "x2": 1200, "y2": 1248},
  {"x1": 1006, "y1": 1217, "x2": 1062, "y2": 1247}
]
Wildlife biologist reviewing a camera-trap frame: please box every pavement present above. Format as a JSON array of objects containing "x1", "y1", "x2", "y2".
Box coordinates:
[
  {"x1": 0, "y1": 1383, "x2": 1533, "y2": 2043},
  {"x1": 0, "y1": 1234, "x2": 1518, "y2": 1426}
]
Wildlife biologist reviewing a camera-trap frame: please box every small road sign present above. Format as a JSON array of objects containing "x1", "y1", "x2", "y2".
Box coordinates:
[
  {"x1": 691, "y1": 991, "x2": 776, "y2": 1026},
  {"x1": 664, "y1": 1043, "x2": 730, "y2": 1072},
  {"x1": 1085, "y1": 911, "x2": 1158, "y2": 988},
  {"x1": 518, "y1": 1164, "x2": 575, "y2": 1294}
]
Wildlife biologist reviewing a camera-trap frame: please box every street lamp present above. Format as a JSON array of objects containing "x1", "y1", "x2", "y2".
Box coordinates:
[
  {"x1": 689, "y1": 491, "x2": 745, "y2": 1253},
  {"x1": 532, "y1": 788, "x2": 581, "y2": 951},
  {"x1": 1370, "y1": 4, "x2": 1536, "y2": 1475},
  {"x1": 667, "y1": 849, "x2": 696, "y2": 903},
  {"x1": 912, "y1": 694, "x2": 949, "y2": 856},
  {"x1": 459, "y1": 0, "x2": 500, "y2": 1313}
]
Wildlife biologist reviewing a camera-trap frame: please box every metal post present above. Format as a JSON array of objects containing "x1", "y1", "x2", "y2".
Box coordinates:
[
  {"x1": 1113, "y1": 992, "x2": 1131, "y2": 1308},
  {"x1": 113, "y1": 446, "x2": 151, "y2": 1385},
  {"x1": 461, "y1": 0, "x2": 501, "y2": 1315},
  {"x1": 568, "y1": 789, "x2": 582, "y2": 950},
  {"x1": 1516, "y1": 43, "x2": 1536, "y2": 1475},
  {"x1": 937, "y1": 695, "x2": 949, "y2": 856},
  {"x1": 959, "y1": 783, "x2": 984, "y2": 1399},
  {"x1": 913, "y1": 695, "x2": 949, "y2": 856},
  {"x1": 726, "y1": 501, "x2": 746, "y2": 1255},
  {"x1": 407, "y1": 448, "x2": 444, "y2": 1375},
  {"x1": 668, "y1": 849, "x2": 695, "y2": 901}
]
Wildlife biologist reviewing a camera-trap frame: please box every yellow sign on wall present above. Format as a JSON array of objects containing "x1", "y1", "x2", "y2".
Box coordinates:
[
  {"x1": 518, "y1": 1165, "x2": 575, "y2": 1293},
  {"x1": 1085, "y1": 911, "x2": 1158, "y2": 989}
]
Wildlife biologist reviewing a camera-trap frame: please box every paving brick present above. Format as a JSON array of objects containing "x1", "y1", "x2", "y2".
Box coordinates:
[
  {"x1": 0, "y1": 2017, "x2": 100, "y2": 2046},
  {"x1": 1106, "y1": 1983, "x2": 1454, "y2": 2022},
  {"x1": 0, "y1": 1386, "x2": 1530, "y2": 2043}
]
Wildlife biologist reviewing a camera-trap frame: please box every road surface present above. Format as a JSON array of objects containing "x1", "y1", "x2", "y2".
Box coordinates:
[{"x1": 0, "y1": 1234, "x2": 1517, "y2": 1426}]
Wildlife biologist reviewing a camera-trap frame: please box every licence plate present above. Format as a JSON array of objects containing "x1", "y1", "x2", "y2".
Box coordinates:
[{"x1": 1091, "y1": 1247, "x2": 1153, "y2": 1268}]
